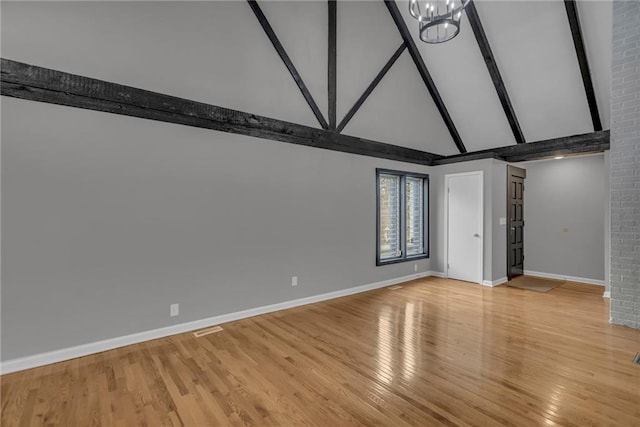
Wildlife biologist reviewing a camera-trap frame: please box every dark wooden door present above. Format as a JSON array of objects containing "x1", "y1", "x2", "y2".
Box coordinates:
[{"x1": 507, "y1": 166, "x2": 526, "y2": 280}]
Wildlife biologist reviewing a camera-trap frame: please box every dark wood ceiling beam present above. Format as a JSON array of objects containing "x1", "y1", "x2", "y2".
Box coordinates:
[
  {"x1": 466, "y1": 1, "x2": 525, "y2": 144},
  {"x1": 337, "y1": 43, "x2": 406, "y2": 133},
  {"x1": 328, "y1": 0, "x2": 337, "y2": 130},
  {"x1": 247, "y1": 0, "x2": 329, "y2": 130},
  {"x1": 1, "y1": 58, "x2": 608, "y2": 168},
  {"x1": 432, "y1": 130, "x2": 609, "y2": 165},
  {"x1": 384, "y1": 0, "x2": 467, "y2": 154},
  {"x1": 1, "y1": 58, "x2": 441, "y2": 165},
  {"x1": 564, "y1": 0, "x2": 602, "y2": 131}
]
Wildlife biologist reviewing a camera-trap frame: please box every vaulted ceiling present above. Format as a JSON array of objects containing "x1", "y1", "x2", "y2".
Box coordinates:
[
  {"x1": 401, "y1": 0, "x2": 611, "y2": 153},
  {"x1": 1, "y1": 0, "x2": 612, "y2": 163},
  {"x1": 252, "y1": 0, "x2": 612, "y2": 156}
]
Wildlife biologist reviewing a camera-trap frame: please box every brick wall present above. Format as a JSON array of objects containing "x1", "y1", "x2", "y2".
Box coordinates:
[{"x1": 610, "y1": 0, "x2": 640, "y2": 328}]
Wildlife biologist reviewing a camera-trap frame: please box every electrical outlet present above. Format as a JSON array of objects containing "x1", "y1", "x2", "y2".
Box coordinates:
[
  {"x1": 414, "y1": 264, "x2": 418, "y2": 272},
  {"x1": 291, "y1": 276, "x2": 298, "y2": 287},
  {"x1": 170, "y1": 303, "x2": 179, "y2": 317}
]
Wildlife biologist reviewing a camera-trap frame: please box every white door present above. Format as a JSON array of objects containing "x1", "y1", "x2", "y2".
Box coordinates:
[{"x1": 446, "y1": 172, "x2": 483, "y2": 284}]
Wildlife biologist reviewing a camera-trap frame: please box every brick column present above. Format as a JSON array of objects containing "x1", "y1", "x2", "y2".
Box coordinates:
[{"x1": 610, "y1": 0, "x2": 640, "y2": 328}]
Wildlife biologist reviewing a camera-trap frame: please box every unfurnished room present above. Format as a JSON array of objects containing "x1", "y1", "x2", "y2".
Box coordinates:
[{"x1": 1, "y1": 0, "x2": 639, "y2": 425}]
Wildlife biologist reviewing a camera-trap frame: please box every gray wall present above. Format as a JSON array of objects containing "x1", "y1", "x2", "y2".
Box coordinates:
[
  {"x1": 610, "y1": 0, "x2": 640, "y2": 328},
  {"x1": 1, "y1": 0, "x2": 448, "y2": 363},
  {"x1": 1, "y1": 98, "x2": 431, "y2": 360},
  {"x1": 442, "y1": 156, "x2": 608, "y2": 285},
  {"x1": 1, "y1": 0, "x2": 624, "y2": 363},
  {"x1": 520, "y1": 155, "x2": 606, "y2": 282}
]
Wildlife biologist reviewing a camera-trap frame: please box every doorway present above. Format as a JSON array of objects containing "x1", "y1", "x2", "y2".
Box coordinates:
[
  {"x1": 445, "y1": 171, "x2": 483, "y2": 284},
  {"x1": 507, "y1": 165, "x2": 526, "y2": 280}
]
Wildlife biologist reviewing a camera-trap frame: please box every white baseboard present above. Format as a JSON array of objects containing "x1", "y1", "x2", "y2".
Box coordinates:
[
  {"x1": 523, "y1": 270, "x2": 605, "y2": 287},
  {"x1": 482, "y1": 277, "x2": 508, "y2": 287},
  {"x1": 1, "y1": 271, "x2": 438, "y2": 375},
  {"x1": 603, "y1": 291, "x2": 611, "y2": 298},
  {"x1": 428, "y1": 271, "x2": 445, "y2": 278}
]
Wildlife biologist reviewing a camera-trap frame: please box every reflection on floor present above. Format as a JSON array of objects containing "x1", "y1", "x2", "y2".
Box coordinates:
[{"x1": 2, "y1": 277, "x2": 639, "y2": 426}]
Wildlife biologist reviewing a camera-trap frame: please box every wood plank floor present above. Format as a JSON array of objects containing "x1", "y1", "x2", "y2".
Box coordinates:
[{"x1": 2, "y1": 277, "x2": 640, "y2": 426}]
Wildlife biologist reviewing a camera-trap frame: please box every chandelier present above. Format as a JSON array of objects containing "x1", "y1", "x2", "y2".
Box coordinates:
[{"x1": 408, "y1": 0, "x2": 471, "y2": 43}]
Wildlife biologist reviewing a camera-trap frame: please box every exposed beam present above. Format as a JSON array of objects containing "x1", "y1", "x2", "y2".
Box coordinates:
[
  {"x1": 1, "y1": 59, "x2": 609, "y2": 168},
  {"x1": 337, "y1": 43, "x2": 406, "y2": 134},
  {"x1": 1, "y1": 58, "x2": 442, "y2": 165},
  {"x1": 432, "y1": 130, "x2": 610, "y2": 165},
  {"x1": 564, "y1": 0, "x2": 602, "y2": 131},
  {"x1": 247, "y1": 0, "x2": 329, "y2": 130},
  {"x1": 384, "y1": 0, "x2": 467, "y2": 154},
  {"x1": 328, "y1": 0, "x2": 337, "y2": 130},
  {"x1": 466, "y1": 1, "x2": 525, "y2": 144}
]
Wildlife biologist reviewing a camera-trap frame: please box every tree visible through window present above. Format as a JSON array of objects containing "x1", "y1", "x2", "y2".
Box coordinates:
[{"x1": 376, "y1": 169, "x2": 428, "y2": 265}]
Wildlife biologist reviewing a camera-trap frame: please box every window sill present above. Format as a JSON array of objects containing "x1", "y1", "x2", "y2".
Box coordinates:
[{"x1": 376, "y1": 253, "x2": 429, "y2": 266}]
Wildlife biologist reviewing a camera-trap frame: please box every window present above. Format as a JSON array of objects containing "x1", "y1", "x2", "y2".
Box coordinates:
[{"x1": 376, "y1": 169, "x2": 429, "y2": 265}]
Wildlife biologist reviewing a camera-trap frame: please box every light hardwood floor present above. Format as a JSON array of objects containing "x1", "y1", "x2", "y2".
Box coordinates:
[{"x1": 2, "y1": 277, "x2": 640, "y2": 426}]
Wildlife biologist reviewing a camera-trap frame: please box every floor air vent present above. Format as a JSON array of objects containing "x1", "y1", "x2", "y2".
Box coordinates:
[
  {"x1": 634, "y1": 353, "x2": 640, "y2": 366},
  {"x1": 193, "y1": 326, "x2": 224, "y2": 338},
  {"x1": 387, "y1": 285, "x2": 403, "y2": 291}
]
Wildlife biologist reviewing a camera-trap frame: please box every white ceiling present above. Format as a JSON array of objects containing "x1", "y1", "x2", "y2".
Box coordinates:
[
  {"x1": 397, "y1": 0, "x2": 611, "y2": 153},
  {"x1": 399, "y1": 1, "x2": 519, "y2": 152},
  {"x1": 260, "y1": 0, "x2": 329, "y2": 122},
  {"x1": 1, "y1": 0, "x2": 612, "y2": 157},
  {"x1": 575, "y1": 0, "x2": 612, "y2": 129},
  {"x1": 339, "y1": 0, "x2": 612, "y2": 155},
  {"x1": 337, "y1": 0, "x2": 404, "y2": 122},
  {"x1": 473, "y1": 0, "x2": 594, "y2": 142},
  {"x1": 336, "y1": 0, "x2": 458, "y2": 154},
  {"x1": 342, "y1": 50, "x2": 460, "y2": 155},
  {"x1": 1, "y1": 1, "x2": 323, "y2": 128}
]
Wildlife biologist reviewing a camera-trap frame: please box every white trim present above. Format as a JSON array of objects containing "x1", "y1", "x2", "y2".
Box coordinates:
[
  {"x1": 603, "y1": 291, "x2": 611, "y2": 298},
  {"x1": 523, "y1": 270, "x2": 605, "y2": 287},
  {"x1": 1, "y1": 271, "x2": 440, "y2": 374},
  {"x1": 482, "y1": 277, "x2": 508, "y2": 287},
  {"x1": 444, "y1": 171, "x2": 484, "y2": 285}
]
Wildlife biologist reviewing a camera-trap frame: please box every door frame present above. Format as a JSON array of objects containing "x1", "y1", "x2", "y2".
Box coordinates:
[
  {"x1": 506, "y1": 165, "x2": 527, "y2": 280},
  {"x1": 444, "y1": 171, "x2": 484, "y2": 285}
]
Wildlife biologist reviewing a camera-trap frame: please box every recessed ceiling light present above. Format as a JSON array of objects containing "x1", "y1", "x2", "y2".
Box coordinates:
[{"x1": 554, "y1": 156, "x2": 564, "y2": 160}]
